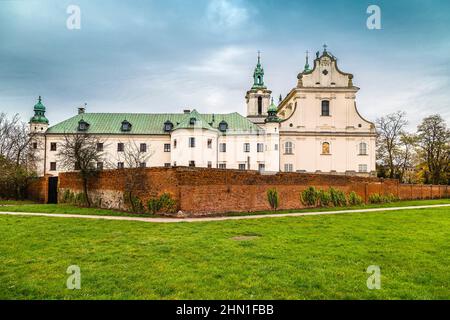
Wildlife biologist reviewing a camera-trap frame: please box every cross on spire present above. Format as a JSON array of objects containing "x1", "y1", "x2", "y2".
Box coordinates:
[
  {"x1": 257, "y1": 50, "x2": 261, "y2": 64},
  {"x1": 323, "y1": 44, "x2": 328, "y2": 53}
]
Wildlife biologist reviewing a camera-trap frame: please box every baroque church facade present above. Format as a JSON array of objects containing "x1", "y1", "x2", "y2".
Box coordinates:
[{"x1": 29, "y1": 47, "x2": 376, "y2": 177}]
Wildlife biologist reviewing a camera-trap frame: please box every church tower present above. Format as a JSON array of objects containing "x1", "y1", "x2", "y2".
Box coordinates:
[
  {"x1": 246, "y1": 52, "x2": 272, "y2": 124},
  {"x1": 29, "y1": 96, "x2": 49, "y2": 133}
]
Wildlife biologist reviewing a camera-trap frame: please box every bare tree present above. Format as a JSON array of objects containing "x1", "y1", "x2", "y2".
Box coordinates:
[
  {"x1": 117, "y1": 141, "x2": 154, "y2": 213},
  {"x1": 417, "y1": 114, "x2": 450, "y2": 184},
  {"x1": 394, "y1": 133, "x2": 418, "y2": 183},
  {"x1": 376, "y1": 111, "x2": 408, "y2": 179},
  {"x1": 57, "y1": 133, "x2": 106, "y2": 207}
]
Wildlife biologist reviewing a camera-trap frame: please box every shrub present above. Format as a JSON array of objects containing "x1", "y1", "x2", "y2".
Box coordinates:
[
  {"x1": 369, "y1": 193, "x2": 399, "y2": 204},
  {"x1": 317, "y1": 189, "x2": 332, "y2": 207},
  {"x1": 267, "y1": 189, "x2": 279, "y2": 210},
  {"x1": 159, "y1": 193, "x2": 177, "y2": 213},
  {"x1": 124, "y1": 192, "x2": 145, "y2": 213},
  {"x1": 329, "y1": 187, "x2": 347, "y2": 207},
  {"x1": 148, "y1": 197, "x2": 163, "y2": 214},
  {"x1": 348, "y1": 191, "x2": 363, "y2": 206},
  {"x1": 301, "y1": 187, "x2": 319, "y2": 206}
]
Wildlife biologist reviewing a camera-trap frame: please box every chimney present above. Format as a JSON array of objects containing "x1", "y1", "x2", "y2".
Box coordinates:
[{"x1": 183, "y1": 109, "x2": 191, "y2": 114}]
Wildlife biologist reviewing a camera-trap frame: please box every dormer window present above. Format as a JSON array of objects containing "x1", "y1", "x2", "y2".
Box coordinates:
[
  {"x1": 189, "y1": 117, "x2": 196, "y2": 125},
  {"x1": 78, "y1": 120, "x2": 90, "y2": 132},
  {"x1": 218, "y1": 120, "x2": 228, "y2": 132},
  {"x1": 164, "y1": 120, "x2": 174, "y2": 132},
  {"x1": 121, "y1": 120, "x2": 132, "y2": 132}
]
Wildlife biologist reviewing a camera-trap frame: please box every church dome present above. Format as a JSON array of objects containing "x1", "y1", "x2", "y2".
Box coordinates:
[{"x1": 30, "y1": 96, "x2": 49, "y2": 124}]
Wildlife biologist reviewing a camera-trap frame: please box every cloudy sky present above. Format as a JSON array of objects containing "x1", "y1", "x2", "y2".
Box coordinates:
[{"x1": 0, "y1": 0, "x2": 449, "y2": 130}]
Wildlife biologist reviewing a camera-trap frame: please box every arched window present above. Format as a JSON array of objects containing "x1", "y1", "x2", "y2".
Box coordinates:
[
  {"x1": 121, "y1": 120, "x2": 132, "y2": 132},
  {"x1": 322, "y1": 142, "x2": 330, "y2": 155},
  {"x1": 218, "y1": 120, "x2": 228, "y2": 132},
  {"x1": 359, "y1": 142, "x2": 367, "y2": 155},
  {"x1": 257, "y1": 96, "x2": 263, "y2": 115},
  {"x1": 321, "y1": 100, "x2": 330, "y2": 116},
  {"x1": 285, "y1": 141, "x2": 293, "y2": 154}
]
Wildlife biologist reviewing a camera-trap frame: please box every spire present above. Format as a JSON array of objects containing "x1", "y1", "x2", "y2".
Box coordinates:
[
  {"x1": 252, "y1": 51, "x2": 266, "y2": 90},
  {"x1": 304, "y1": 50, "x2": 311, "y2": 72},
  {"x1": 30, "y1": 96, "x2": 49, "y2": 124},
  {"x1": 266, "y1": 97, "x2": 279, "y2": 123},
  {"x1": 323, "y1": 44, "x2": 328, "y2": 54},
  {"x1": 279, "y1": 94, "x2": 282, "y2": 103}
]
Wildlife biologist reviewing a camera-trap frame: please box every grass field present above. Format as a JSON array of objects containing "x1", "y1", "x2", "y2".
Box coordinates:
[
  {"x1": 0, "y1": 205, "x2": 449, "y2": 299},
  {"x1": 0, "y1": 199, "x2": 449, "y2": 218}
]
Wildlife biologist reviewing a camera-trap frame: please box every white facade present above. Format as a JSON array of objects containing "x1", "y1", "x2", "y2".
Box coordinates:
[{"x1": 30, "y1": 47, "x2": 376, "y2": 177}]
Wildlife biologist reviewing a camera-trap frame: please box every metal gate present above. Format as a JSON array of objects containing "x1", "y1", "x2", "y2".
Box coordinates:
[{"x1": 48, "y1": 177, "x2": 58, "y2": 204}]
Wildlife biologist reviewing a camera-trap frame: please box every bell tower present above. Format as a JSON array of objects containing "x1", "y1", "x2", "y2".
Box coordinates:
[
  {"x1": 246, "y1": 52, "x2": 272, "y2": 124},
  {"x1": 29, "y1": 96, "x2": 49, "y2": 133}
]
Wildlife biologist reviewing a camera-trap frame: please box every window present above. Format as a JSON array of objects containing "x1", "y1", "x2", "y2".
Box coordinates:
[
  {"x1": 164, "y1": 144, "x2": 171, "y2": 152},
  {"x1": 359, "y1": 142, "x2": 367, "y2": 155},
  {"x1": 207, "y1": 139, "x2": 212, "y2": 149},
  {"x1": 50, "y1": 162, "x2": 57, "y2": 171},
  {"x1": 173, "y1": 161, "x2": 177, "y2": 167},
  {"x1": 189, "y1": 161, "x2": 195, "y2": 167},
  {"x1": 322, "y1": 142, "x2": 330, "y2": 155},
  {"x1": 97, "y1": 162, "x2": 103, "y2": 170},
  {"x1": 239, "y1": 164, "x2": 246, "y2": 171},
  {"x1": 117, "y1": 143, "x2": 124, "y2": 152},
  {"x1": 285, "y1": 142, "x2": 293, "y2": 154},
  {"x1": 257, "y1": 143, "x2": 264, "y2": 153},
  {"x1": 219, "y1": 143, "x2": 226, "y2": 152},
  {"x1": 140, "y1": 162, "x2": 146, "y2": 168},
  {"x1": 164, "y1": 163, "x2": 171, "y2": 168},
  {"x1": 78, "y1": 120, "x2": 89, "y2": 131},
  {"x1": 121, "y1": 120, "x2": 132, "y2": 132},
  {"x1": 50, "y1": 142, "x2": 57, "y2": 151},
  {"x1": 173, "y1": 139, "x2": 177, "y2": 149},
  {"x1": 207, "y1": 161, "x2": 212, "y2": 168},
  {"x1": 189, "y1": 117, "x2": 196, "y2": 125},
  {"x1": 243, "y1": 143, "x2": 250, "y2": 153},
  {"x1": 258, "y1": 96, "x2": 263, "y2": 115},
  {"x1": 359, "y1": 164, "x2": 368, "y2": 173},
  {"x1": 32, "y1": 142, "x2": 38, "y2": 149},
  {"x1": 97, "y1": 143, "x2": 104, "y2": 152},
  {"x1": 189, "y1": 137, "x2": 195, "y2": 148},
  {"x1": 140, "y1": 143, "x2": 147, "y2": 153},
  {"x1": 259, "y1": 163, "x2": 265, "y2": 172},
  {"x1": 219, "y1": 121, "x2": 228, "y2": 132},
  {"x1": 219, "y1": 163, "x2": 227, "y2": 169},
  {"x1": 275, "y1": 144, "x2": 278, "y2": 151},
  {"x1": 284, "y1": 163, "x2": 293, "y2": 172},
  {"x1": 117, "y1": 162, "x2": 124, "y2": 169},
  {"x1": 321, "y1": 100, "x2": 330, "y2": 116},
  {"x1": 164, "y1": 120, "x2": 173, "y2": 132}
]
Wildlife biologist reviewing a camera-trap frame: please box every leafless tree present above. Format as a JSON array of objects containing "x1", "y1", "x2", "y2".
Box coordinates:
[
  {"x1": 394, "y1": 133, "x2": 418, "y2": 183},
  {"x1": 57, "y1": 133, "x2": 107, "y2": 206},
  {"x1": 376, "y1": 111, "x2": 408, "y2": 179},
  {"x1": 417, "y1": 114, "x2": 450, "y2": 184}
]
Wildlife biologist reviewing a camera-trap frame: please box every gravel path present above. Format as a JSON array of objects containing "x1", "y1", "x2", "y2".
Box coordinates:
[{"x1": 0, "y1": 204, "x2": 449, "y2": 223}]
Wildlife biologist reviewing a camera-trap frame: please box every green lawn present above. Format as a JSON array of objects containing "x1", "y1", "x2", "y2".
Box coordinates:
[
  {"x1": 0, "y1": 199, "x2": 449, "y2": 218},
  {"x1": 0, "y1": 200, "x2": 37, "y2": 206},
  {"x1": 0, "y1": 206, "x2": 449, "y2": 299}
]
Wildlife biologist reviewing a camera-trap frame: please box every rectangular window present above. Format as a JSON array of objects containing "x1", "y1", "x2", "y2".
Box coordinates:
[
  {"x1": 50, "y1": 162, "x2": 56, "y2": 171},
  {"x1": 238, "y1": 164, "x2": 246, "y2": 171},
  {"x1": 97, "y1": 143, "x2": 104, "y2": 152},
  {"x1": 275, "y1": 144, "x2": 279, "y2": 151},
  {"x1": 164, "y1": 144, "x2": 171, "y2": 152},
  {"x1": 32, "y1": 142, "x2": 38, "y2": 149},
  {"x1": 117, "y1": 162, "x2": 124, "y2": 169},
  {"x1": 97, "y1": 162, "x2": 103, "y2": 170},
  {"x1": 164, "y1": 163, "x2": 171, "y2": 168},
  {"x1": 259, "y1": 163, "x2": 265, "y2": 172},
  {"x1": 207, "y1": 139, "x2": 213, "y2": 149},
  {"x1": 359, "y1": 164, "x2": 368, "y2": 173},
  {"x1": 321, "y1": 100, "x2": 330, "y2": 116},
  {"x1": 189, "y1": 161, "x2": 195, "y2": 167},
  {"x1": 284, "y1": 163, "x2": 293, "y2": 172},
  {"x1": 257, "y1": 143, "x2": 264, "y2": 153},
  {"x1": 219, "y1": 143, "x2": 226, "y2": 152},
  {"x1": 189, "y1": 137, "x2": 195, "y2": 148},
  {"x1": 50, "y1": 142, "x2": 57, "y2": 151},
  {"x1": 173, "y1": 139, "x2": 177, "y2": 149},
  {"x1": 117, "y1": 143, "x2": 124, "y2": 152},
  {"x1": 140, "y1": 143, "x2": 147, "y2": 153},
  {"x1": 243, "y1": 143, "x2": 250, "y2": 153},
  {"x1": 207, "y1": 161, "x2": 212, "y2": 168},
  {"x1": 140, "y1": 162, "x2": 146, "y2": 168},
  {"x1": 219, "y1": 163, "x2": 226, "y2": 169},
  {"x1": 359, "y1": 143, "x2": 367, "y2": 155}
]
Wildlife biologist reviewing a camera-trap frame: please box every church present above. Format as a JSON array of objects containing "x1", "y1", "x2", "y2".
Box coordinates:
[{"x1": 29, "y1": 46, "x2": 376, "y2": 177}]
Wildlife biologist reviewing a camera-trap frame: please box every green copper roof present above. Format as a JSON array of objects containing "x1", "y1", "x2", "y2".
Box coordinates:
[
  {"x1": 30, "y1": 96, "x2": 49, "y2": 124},
  {"x1": 252, "y1": 52, "x2": 267, "y2": 90},
  {"x1": 266, "y1": 98, "x2": 280, "y2": 123},
  {"x1": 46, "y1": 111, "x2": 262, "y2": 135}
]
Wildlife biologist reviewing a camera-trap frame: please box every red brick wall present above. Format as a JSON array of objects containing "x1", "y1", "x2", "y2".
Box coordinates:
[
  {"x1": 27, "y1": 176, "x2": 48, "y2": 203},
  {"x1": 55, "y1": 167, "x2": 450, "y2": 215}
]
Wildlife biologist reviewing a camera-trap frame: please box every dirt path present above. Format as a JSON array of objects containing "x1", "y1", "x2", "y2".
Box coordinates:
[{"x1": 0, "y1": 204, "x2": 449, "y2": 223}]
